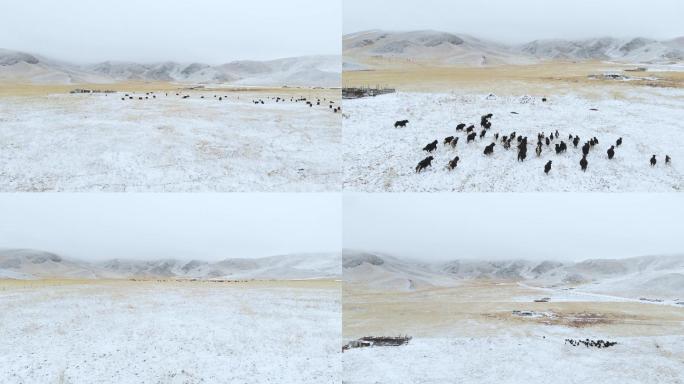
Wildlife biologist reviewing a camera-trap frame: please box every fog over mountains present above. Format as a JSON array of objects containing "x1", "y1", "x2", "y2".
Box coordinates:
[
  {"x1": 343, "y1": 250, "x2": 684, "y2": 298},
  {"x1": 0, "y1": 249, "x2": 340, "y2": 280},
  {"x1": 344, "y1": 30, "x2": 684, "y2": 67},
  {"x1": 0, "y1": 49, "x2": 341, "y2": 87}
]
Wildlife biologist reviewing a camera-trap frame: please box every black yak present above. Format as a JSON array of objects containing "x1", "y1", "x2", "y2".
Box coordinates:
[
  {"x1": 607, "y1": 145, "x2": 615, "y2": 159},
  {"x1": 580, "y1": 155, "x2": 588, "y2": 171},
  {"x1": 544, "y1": 160, "x2": 552, "y2": 174},
  {"x1": 423, "y1": 140, "x2": 438, "y2": 153},
  {"x1": 484, "y1": 143, "x2": 495, "y2": 155},
  {"x1": 450, "y1": 137, "x2": 459, "y2": 148},
  {"x1": 448, "y1": 156, "x2": 460, "y2": 170},
  {"x1": 416, "y1": 156, "x2": 434, "y2": 173},
  {"x1": 394, "y1": 120, "x2": 409, "y2": 128}
]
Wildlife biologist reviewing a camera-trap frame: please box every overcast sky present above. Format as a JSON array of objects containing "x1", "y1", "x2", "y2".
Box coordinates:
[
  {"x1": 344, "y1": 0, "x2": 683, "y2": 43},
  {"x1": 0, "y1": 0, "x2": 341, "y2": 63},
  {"x1": 344, "y1": 193, "x2": 684, "y2": 262},
  {"x1": 0, "y1": 194, "x2": 341, "y2": 261}
]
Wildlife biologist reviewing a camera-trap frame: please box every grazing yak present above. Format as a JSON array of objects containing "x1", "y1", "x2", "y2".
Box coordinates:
[
  {"x1": 423, "y1": 140, "x2": 438, "y2": 153},
  {"x1": 616, "y1": 137, "x2": 623, "y2": 147},
  {"x1": 448, "y1": 156, "x2": 460, "y2": 170},
  {"x1": 582, "y1": 142, "x2": 590, "y2": 156},
  {"x1": 456, "y1": 123, "x2": 466, "y2": 131},
  {"x1": 607, "y1": 145, "x2": 615, "y2": 159},
  {"x1": 416, "y1": 156, "x2": 434, "y2": 173},
  {"x1": 544, "y1": 160, "x2": 552, "y2": 174},
  {"x1": 580, "y1": 155, "x2": 588, "y2": 171},
  {"x1": 536, "y1": 143, "x2": 542, "y2": 157},
  {"x1": 394, "y1": 120, "x2": 409, "y2": 128},
  {"x1": 450, "y1": 137, "x2": 459, "y2": 148},
  {"x1": 466, "y1": 125, "x2": 475, "y2": 133},
  {"x1": 480, "y1": 129, "x2": 487, "y2": 139},
  {"x1": 467, "y1": 132, "x2": 477, "y2": 143},
  {"x1": 484, "y1": 143, "x2": 495, "y2": 155},
  {"x1": 517, "y1": 143, "x2": 527, "y2": 162},
  {"x1": 650, "y1": 155, "x2": 657, "y2": 166},
  {"x1": 665, "y1": 155, "x2": 671, "y2": 165},
  {"x1": 554, "y1": 141, "x2": 567, "y2": 154},
  {"x1": 573, "y1": 136, "x2": 580, "y2": 148},
  {"x1": 444, "y1": 136, "x2": 455, "y2": 145},
  {"x1": 480, "y1": 113, "x2": 493, "y2": 128}
]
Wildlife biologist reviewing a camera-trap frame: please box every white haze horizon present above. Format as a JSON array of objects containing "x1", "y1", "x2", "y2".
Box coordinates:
[
  {"x1": 0, "y1": 194, "x2": 342, "y2": 262},
  {"x1": 344, "y1": 194, "x2": 684, "y2": 263},
  {"x1": 0, "y1": 0, "x2": 342, "y2": 64},
  {"x1": 343, "y1": 0, "x2": 684, "y2": 44}
]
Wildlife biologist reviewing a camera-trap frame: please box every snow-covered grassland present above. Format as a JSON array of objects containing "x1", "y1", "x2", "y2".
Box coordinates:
[
  {"x1": 343, "y1": 86, "x2": 684, "y2": 192},
  {"x1": 0, "y1": 89, "x2": 340, "y2": 191},
  {"x1": 343, "y1": 334, "x2": 684, "y2": 384},
  {"x1": 0, "y1": 280, "x2": 341, "y2": 384},
  {"x1": 342, "y1": 281, "x2": 684, "y2": 384}
]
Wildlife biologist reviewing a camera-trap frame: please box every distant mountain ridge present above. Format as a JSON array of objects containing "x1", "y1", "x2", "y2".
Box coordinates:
[
  {"x1": 344, "y1": 29, "x2": 684, "y2": 67},
  {"x1": 343, "y1": 250, "x2": 684, "y2": 297},
  {"x1": 0, "y1": 248, "x2": 341, "y2": 280},
  {"x1": 0, "y1": 48, "x2": 341, "y2": 87}
]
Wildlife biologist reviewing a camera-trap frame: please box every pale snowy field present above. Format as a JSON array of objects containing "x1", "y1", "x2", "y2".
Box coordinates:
[
  {"x1": 343, "y1": 333, "x2": 684, "y2": 384},
  {"x1": 0, "y1": 281, "x2": 341, "y2": 384},
  {"x1": 0, "y1": 91, "x2": 340, "y2": 191},
  {"x1": 343, "y1": 88, "x2": 684, "y2": 192}
]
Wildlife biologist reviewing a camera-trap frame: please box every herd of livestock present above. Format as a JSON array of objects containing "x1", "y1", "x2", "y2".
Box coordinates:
[{"x1": 408, "y1": 113, "x2": 672, "y2": 174}]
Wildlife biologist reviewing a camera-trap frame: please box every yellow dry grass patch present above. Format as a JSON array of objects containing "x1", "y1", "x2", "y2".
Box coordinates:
[
  {"x1": 343, "y1": 60, "x2": 684, "y2": 95},
  {"x1": 0, "y1": 81, "x2": 341, "y2": 100},
  {"x1": 0, "y1": 278, "x2": 341, "y2": 291},
  {"x1": 343, "y1": 280, "x2": 684, "y2": 338}
]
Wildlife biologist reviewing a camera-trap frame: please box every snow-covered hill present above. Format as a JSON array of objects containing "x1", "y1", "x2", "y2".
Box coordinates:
[
  {"x1": 517, "y1": 37, "x2": 684, "y2": 63},
  {"x1": 344, "y1": 30, "x2": 530, "y2": 66},
  {"x1": 343, "y1": 250, "x2": 684, "y2": 297},
  {"x1": 0, "y1": 249, "x2": 341, "y2": 280},
  {"x1": 0, "y1": 49, "x2": 340, "y2": 87},
  {"x1": 343, "y1": 30, "x2": 684, "y2": 66}
]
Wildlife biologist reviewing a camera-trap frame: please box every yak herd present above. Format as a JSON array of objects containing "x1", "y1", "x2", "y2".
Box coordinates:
[
  {"x1": 565, "y1": 338, "x2": 618, "y2": 349},
  {"x1": 404, "y1": 112, "x2": 672, "y2": 174},
  {"x1": 118, "y1": 91, "x2": 341, "y2": 113}
]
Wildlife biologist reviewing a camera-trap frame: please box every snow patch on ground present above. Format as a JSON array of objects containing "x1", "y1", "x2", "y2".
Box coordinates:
[
  {"x1": 0, "y1": 92, "x2": 341, "y2": 191},
  {"x1": 0, "y1": 282, "x2": 340, "y2": 383},
  {"x1": 343, "y1": 334, "x2": 684, "y2": 384},
  {"x1": 343, "y1": 89, "x2": 684, "y2": 191}
]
